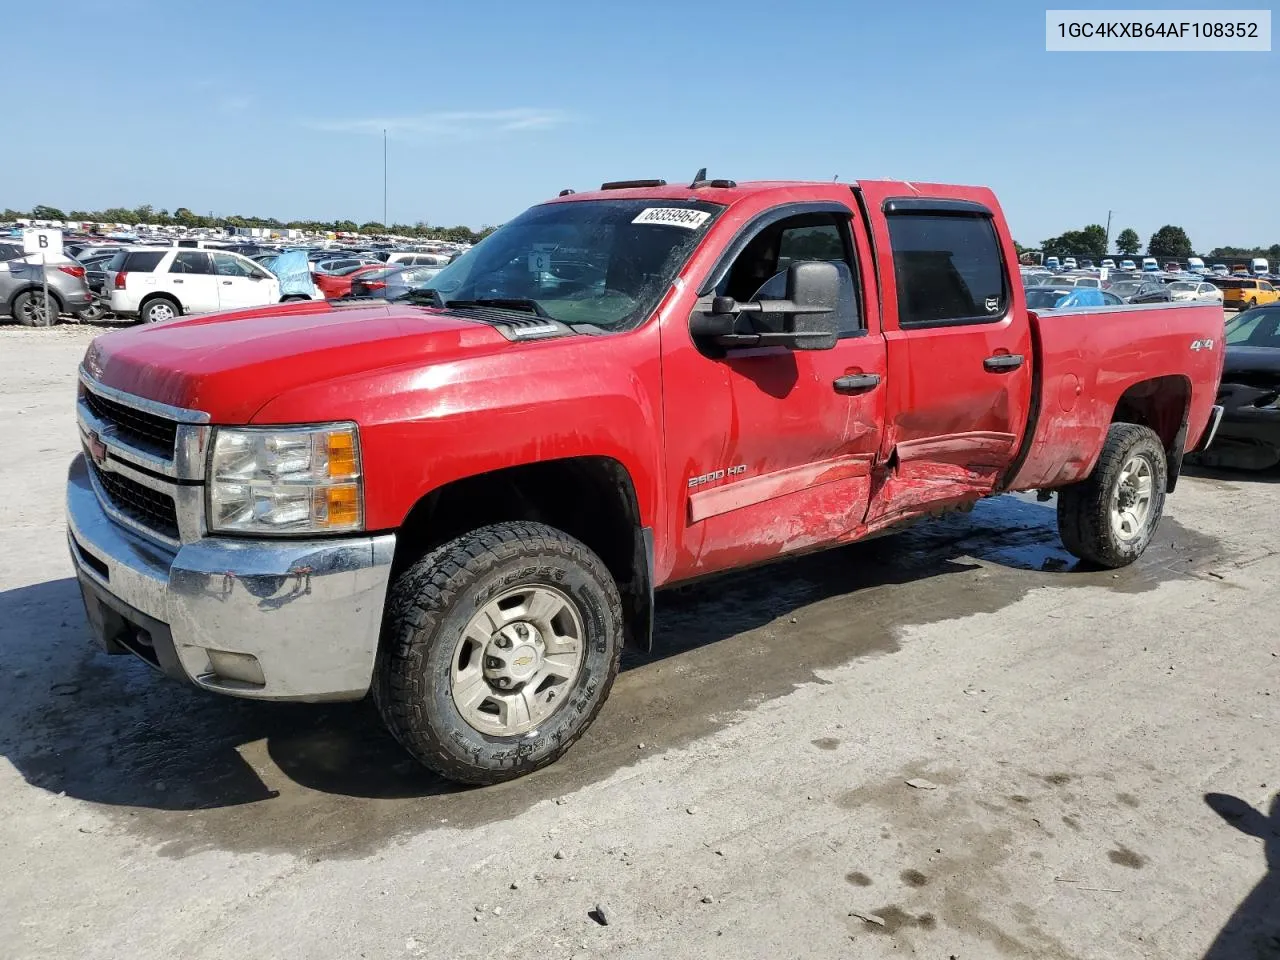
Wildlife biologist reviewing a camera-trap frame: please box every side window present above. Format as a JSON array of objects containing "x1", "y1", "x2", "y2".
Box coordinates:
[
  {"x1": 171, "y1": 251, "x2": 213, "y2": 274},
  {"x1": 887, "y1": 213, "x2": 1008, "y2": 326},
  {"x1": 1262, "y1": 282, "x2": 1275, "y2": 293},
  {"x1": 124, "y1": 250, "x2": 165, "y2": 272},
  {"x1": 716, "y1": 213, "x2": 862, "y2": 336},
  {"x1": 211, "y1": 253, "x2": 253, "y2": 277}
]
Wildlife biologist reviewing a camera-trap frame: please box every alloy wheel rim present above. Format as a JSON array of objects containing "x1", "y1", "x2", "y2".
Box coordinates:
[
  {"x1": 450, "y1": 584, "x2": 585, "y2": 736},
  {"x1": 1111, "y1": 454, "x2": 1154, "y2": 542}
]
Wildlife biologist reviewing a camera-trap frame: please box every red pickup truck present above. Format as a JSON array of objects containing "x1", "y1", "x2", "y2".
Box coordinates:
[{"x1": 67, "y1": 177, "x2": 1225, "y2": 784}]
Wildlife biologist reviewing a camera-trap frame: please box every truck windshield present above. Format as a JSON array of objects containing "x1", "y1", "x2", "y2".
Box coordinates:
[{"x1": 424, "y1": 198, "x2": 724, "y2": 331}]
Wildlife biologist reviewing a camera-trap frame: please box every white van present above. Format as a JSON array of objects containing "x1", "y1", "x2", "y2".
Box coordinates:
[
  {"x1": 1141, "y1": 257, "x2": 1159, "y2": 273},
  {"x1": 1187, "y1": 257, "x2": 1206, "y2": 274},
  {"x1": 1252, "y1": 257, "x2": 1271, "y2": 276}
]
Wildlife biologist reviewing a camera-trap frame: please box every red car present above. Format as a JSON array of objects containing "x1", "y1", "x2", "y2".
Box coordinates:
[
  {"x1": 68, "y1": 176, "x2": 1224, "y2": 785},
  {"x1": 313, "y1": 263, "x2": 387, "y2": 299}
]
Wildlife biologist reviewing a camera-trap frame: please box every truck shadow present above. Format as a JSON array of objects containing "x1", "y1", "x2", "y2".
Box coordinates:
[
  {"x1": 1201, "y1": 792, "x2": 1280, "y2": 959},
  {"x1": 0, "y1": 496, "x2": 1218, "y2": 857}
]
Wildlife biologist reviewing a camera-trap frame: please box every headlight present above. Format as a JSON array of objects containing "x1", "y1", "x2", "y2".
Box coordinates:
[{"x1": 208, "y1": 424, "x2": 363, "y2": 535}]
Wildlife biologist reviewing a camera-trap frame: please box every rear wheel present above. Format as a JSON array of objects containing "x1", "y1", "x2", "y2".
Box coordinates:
[
  {"x1": 12, "y1": 290, "x2": 57, "y2": 327},
  {"x1": 140, "y1": 296, "x2": 180, "y2": 323},
  {"x1": 75, "y1": 301, "x2": 106, "y2": 323},
  {"x1": 1057, "y1": 423, "x2": 1167, "y2": 569},
  {"x1": 375, "y1": 521, "x2": 623, "y2": 784}
]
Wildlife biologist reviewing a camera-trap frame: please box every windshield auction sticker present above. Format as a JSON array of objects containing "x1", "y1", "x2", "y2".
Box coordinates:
[
  {"x1": 1046, "y1": 9, "x2": 1271, "y2": 50},
  {"x1": 632, "y1": 208, "x2": 712, "y2": 229}
]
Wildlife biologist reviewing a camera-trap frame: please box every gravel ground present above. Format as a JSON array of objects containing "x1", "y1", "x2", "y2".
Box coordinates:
[{"x1": 0, "y1": 320, "x2": 1275, "y2": 960}]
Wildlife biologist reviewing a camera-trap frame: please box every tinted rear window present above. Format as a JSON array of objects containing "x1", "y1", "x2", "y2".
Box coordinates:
[
  {"x1": 123, "y1": 251, "x2": 166, "y2": 272},
  {"x1": 887, "y1": 213, "x2": 1008, "y2": 325},
  {"x1": 0, "y1": 243, "x2": 23, "y2": 261}
]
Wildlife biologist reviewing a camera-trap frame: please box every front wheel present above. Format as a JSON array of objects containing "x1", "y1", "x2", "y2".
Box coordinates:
[
  {"x1": 1057, "y1": 423, "x2": 1167, "y2": 568},
  {"x1": 375, "y1": 521, "x2": 624, "y2": 784}
]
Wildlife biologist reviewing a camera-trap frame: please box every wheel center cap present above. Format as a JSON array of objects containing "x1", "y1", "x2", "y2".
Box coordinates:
[{"x1": 484, "y1": 624, "x2": 544, "y2": 686}]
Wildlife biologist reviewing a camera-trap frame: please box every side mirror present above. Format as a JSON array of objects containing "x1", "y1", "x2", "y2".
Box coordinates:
[
  {"x1": 782, "y1": 261, "x2": 840, "y2": 351},
  {"x1": 690, "y1": 261, "x2": 841, "y2": 351}
]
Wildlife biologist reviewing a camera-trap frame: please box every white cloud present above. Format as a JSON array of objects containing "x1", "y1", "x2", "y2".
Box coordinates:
[{"x1": 303, "y1": 108, "x2": 572, "y2": 139}]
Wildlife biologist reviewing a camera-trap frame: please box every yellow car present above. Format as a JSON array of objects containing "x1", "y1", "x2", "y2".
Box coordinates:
[{"x1": 1214, "y1": 277, "x2": 1280, "y2": 310}]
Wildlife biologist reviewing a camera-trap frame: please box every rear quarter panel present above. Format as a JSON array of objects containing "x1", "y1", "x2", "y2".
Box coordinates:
[{"x1": 1007, "y1": 302, "x2": 1224, "y2": 489}]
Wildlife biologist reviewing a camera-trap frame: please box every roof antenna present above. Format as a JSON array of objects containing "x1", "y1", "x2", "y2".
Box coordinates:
[
  {"x1": 833, "y1": 174, "x2": 839, "y2": 181},
  {"x1": 689, "y1": 167, "x2": 707, "y2": 187}
]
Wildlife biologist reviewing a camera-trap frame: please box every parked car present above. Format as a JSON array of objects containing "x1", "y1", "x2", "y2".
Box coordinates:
[
  {"x1": 1210, "y1": 277, "x2": 1280, "y2": 311},
  {"x1": 314, "y1": 263, "x2": 390, "y2": 298},
  {"x1": 1101, "y1": 258, "x2": 1116, "y2": 269},
  {"x1": 1024, "y1": 286, "x2": 1124, "y2": 309},
  {"x1": 1062, "y1": 257, "x2": 1078, "y2": 269},
  {"x1": 1167, "y1": 281, "x2": 1224, "y2": 304},
  {"x1": 312, "y1": 255, "x2": 382, "y2": 275},
  {"x1": 1, "y1": 258, "x2": 94, "y2": 325},
  {"x1": 384, "y1": 251, "x2": 450, "y2": 267},
  {"x1": 1128, "y1": 282, "x2": 1174, "y2": 304},
  {"x1": 1251, "y1": 257, "x2": 1271, "y2": 276},
  {"x1": 1141, "y1": 257, "x2": 1160, "y2": 273},
  {"x1": 347, "y1": 265, "x2": 399, "y2": 297},
  {"x1": 104, "y1": 248, "x2": 282, "y2": 322},
  {"x1": 1106, "y1": 279, "x2": 1146, "y2": 301},
  {"x1": 1119, "y1": 259, "x2": 1137, "y2": 271},
  {"x1": 359, "y1": 264, "x2": 445, "y2": 300},
  {"x1": 1034, "y1": 274, "x2": 1100, "y2": 288},
  {"x1": 66, "y1": 177, "x2": 1224, "y2": 785},
  {"x1": 1191, "y1": 306, "x2": 1280, "y2": 470},
  {"x1": 1211, "y1": 264, "x2": 1230, "y2": 276}
]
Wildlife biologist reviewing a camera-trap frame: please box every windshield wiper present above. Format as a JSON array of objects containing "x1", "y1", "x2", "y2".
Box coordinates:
[
  {"x1": 445, "y1": 297, "x2": 549, "y2": 318},
  {"x1": 393, "y1": 288, "x2": 446, "y2": 307}
]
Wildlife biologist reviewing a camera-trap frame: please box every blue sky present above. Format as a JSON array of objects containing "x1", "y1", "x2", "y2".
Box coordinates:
[{"x1": 5, "y1": 0, "x2": 1276, "y2": 249}]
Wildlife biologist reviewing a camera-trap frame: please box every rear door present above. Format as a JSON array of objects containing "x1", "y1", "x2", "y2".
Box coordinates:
[
  {"x1": 855, "y1": 182, "x2": 1033, "y2": 525},
  {"x1": 167, "y1": 251, "x2": 220, "y2": 312}
]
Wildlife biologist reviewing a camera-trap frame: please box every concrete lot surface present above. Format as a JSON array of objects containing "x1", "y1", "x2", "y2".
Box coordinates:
[{"x1": 0, "y1": 322, "x2": 1275, "y2": 960}]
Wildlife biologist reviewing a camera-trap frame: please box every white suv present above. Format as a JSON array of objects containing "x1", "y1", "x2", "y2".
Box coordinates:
[{"x1": 105, "y1": 248, "x2": 284, "y2": 323}]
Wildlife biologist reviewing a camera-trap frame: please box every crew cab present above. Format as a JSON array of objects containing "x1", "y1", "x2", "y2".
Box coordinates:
[{"x1": 66, "y1": 177, "x2": 1225, "y2": 785}]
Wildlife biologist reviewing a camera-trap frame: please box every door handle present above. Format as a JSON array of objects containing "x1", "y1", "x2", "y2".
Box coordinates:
[
  {"x1": 983, "y1": 354, "x2": 1024, "y2": 372},
  {"x1": 833, "y1": 373, "x2": 881, "y2": 393},
  {"x1": 172, "y1": 279, "x2": 183, "y2": 284},
  {"x1": 222, "y1": 280, "x2": 232, "y2": 285}
]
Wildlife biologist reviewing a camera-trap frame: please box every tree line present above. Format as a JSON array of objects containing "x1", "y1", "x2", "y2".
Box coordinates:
[
  {"x1": 1036, "y1": 223, "x2": 1279, "y2": 261},
  {"x1": 3, "y1": 204, "x2": 497, "y2": 244}
]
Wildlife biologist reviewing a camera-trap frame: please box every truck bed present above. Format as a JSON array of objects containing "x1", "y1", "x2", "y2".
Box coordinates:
[{"x1": 1008, "y1": 301, "x2": 1225, "y2": 491}]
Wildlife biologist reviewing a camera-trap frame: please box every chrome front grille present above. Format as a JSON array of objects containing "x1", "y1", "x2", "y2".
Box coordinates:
[
  {"x1": 77, "y1": 369, "x2": 210, "y2": 545},
  {"x1": 90, "y1": 462, "x2": 181, "y2": 540},
  {"x1": 81, "y1": 389, "x2": 177, "y2": 457}
]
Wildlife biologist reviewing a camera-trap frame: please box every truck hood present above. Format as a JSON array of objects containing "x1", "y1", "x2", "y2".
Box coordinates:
[{"x1": 83, "y1": 300, "x2": 513, "y2": 423}]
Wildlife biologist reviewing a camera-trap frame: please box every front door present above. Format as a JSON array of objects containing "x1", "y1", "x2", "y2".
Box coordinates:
[
  {"x1": 212, "y1": 252, "x2": 271, "y2": 310},
  {"x1": 855, "y1": 182, "x2": 1034, "y2": 526},
  {"x1": 660, "y1": 203, "x2": 887, "y2": 580},
  {"x1": 167, "y1": 251, "x2": 220, "y2": 313}
]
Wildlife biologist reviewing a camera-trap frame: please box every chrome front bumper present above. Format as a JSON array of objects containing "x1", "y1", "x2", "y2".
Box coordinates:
[{"x1": 66, "y1": 455, "x2": 396, "y2": 702}]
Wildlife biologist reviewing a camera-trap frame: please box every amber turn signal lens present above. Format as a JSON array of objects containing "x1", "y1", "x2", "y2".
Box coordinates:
[
  {"x1": 322, "y1": 484, "x2": 361, "y2": 528},
  {"x1": 327, "y1": 430, "x2": 358, "y2": 479}
]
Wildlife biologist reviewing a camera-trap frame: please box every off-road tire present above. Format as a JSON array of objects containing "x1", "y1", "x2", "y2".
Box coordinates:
[
  {"x1": 139, "y1": 295, "x2": 180, "y2": 323},
  {"x1": 375, "y1": 522, "x2": 624, "y2": 785},
  {"x1": 1057, "y1": 423, "x2": 1167, "y2": 569}
]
